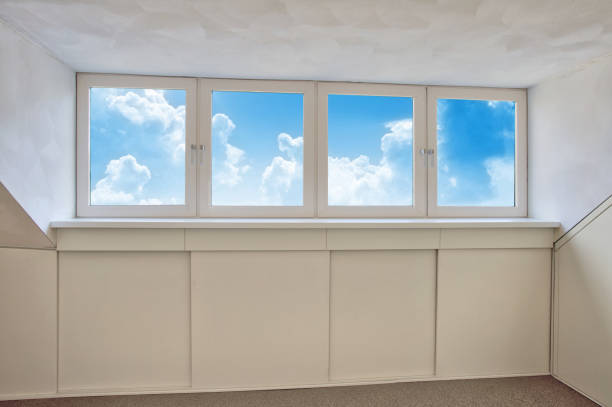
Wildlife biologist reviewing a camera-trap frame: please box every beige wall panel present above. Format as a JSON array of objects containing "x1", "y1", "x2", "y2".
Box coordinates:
[
  {"x1": 437, "y1": 249, "x2": 551, "y2": 377},
  {"x1": 326, "y1": 229, "x2": 439, "y2": 250},
  {"x1": 58, "y1": 252, "x2": 190, "y2": 391},
  {"x1": 331, "y1": 250, "x2": 436, "y2": 380},
  {"x1": 57, "y1": 229, "x2": 184, "y2": 251},
  {"x1": 186, "y1": 229, "x2": 325, "y2": 251},
  {"x1": 0, "y1": 183, "x2": 54, "y2": 249},
  {"x1": 192, "y1": 251, "x2": 329, "y2": 388},
  {"x1": 440, "y1": 228, "x2": 553, "y2": 249},
  {"x1": 0, "y1": 248, "x2": 57, "y2": 398},
  {"x1": 556, "y1": 207, "x2": 612, "y2": 406}
]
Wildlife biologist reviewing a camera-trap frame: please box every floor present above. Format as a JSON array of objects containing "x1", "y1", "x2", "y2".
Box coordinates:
[{"x1": 0, "y1": 376, "x2": 598, "y2": 407}]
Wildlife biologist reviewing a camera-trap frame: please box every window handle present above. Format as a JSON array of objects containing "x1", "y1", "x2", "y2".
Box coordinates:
[
  {"x1": 419, "y1": 148, "x2": 434, "y2": 168},
  {"x1": 190, "y1": 144, "x2": 197, "y2": 166},
  {"x1": 198, "y1": 145, "x2": 205, "y2": 165}
]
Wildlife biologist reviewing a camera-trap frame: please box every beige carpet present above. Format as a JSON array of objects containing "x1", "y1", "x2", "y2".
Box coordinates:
[{"x1": 0, "y1": 376, "x2": 598, "y2": 407}]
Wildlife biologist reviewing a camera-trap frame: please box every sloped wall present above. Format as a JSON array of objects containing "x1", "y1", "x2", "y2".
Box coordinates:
[
  {"x1": 0, "y1": 182, "x2": 53, "y2": 248},
  {"x1": 528, "y1": 54, "x2": 612, "y2": 239},
  {"x1": 553, "y1": 197, "x2": 612, "y2": 406},
  {"x1": 0, "y1": 19, "x2": 75, "y2": 244}
]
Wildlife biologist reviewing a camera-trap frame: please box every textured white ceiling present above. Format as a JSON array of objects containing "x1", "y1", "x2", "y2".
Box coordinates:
[{"x1": 1, "y1": 0, "x2": 612, "y2": 87}]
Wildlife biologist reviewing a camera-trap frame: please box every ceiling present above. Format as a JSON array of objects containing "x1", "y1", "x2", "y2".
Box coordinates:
[{"x1": 1, "y1": 0, "x2": 612, "y2": 87}]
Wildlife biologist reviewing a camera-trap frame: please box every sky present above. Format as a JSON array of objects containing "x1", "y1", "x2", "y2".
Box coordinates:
[
  {"x1": 437, "y1": 99, "x2": 515, "y2": 206},
  {"x1": 328, "y1": 94, "x2": 413, "y2": 205},
  {"x1": 211, "y1": 91, "x2": 304, "y2": 206},
  {"x1": 89, "y1": 87, "x2": 186, "y2": 205},
  {"x1": 89, "y1": 88, "x2": 515, "y2": 208}
]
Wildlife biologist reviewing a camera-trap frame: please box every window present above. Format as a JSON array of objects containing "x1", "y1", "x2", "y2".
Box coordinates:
[
  {"x1": 199, "y1": 79, "x2": 315, "y2": 217},
  {"x1": 427, "y1": 87, "x2": 526, "y2": 217},
  {"x1": 77, "y1": 74, "x2": 197, "y2": 217},
  {"x1": 76, "y1": 75, "x2": 527, "y2": 218},
  {"x1": 317, "y1": 83, "x2": 426, "y2": 217}
]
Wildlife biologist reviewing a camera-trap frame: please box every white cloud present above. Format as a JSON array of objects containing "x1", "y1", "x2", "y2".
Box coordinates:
[
  {"x1": 261, "y1": 133, "x2": 303, "y2": 204},
  {"x1": 106, "y1": 89, "x2": 186, "y2": 162},
  {"x1": 328, "y1": 155, "x2": 393, "y2": 205},
  {"x1": 449, "y1": 177, "x2": 457, "y2": 187},
  {"x1": 483, "y1": 157, "x2": 515, "y2": 206},
  {"x1": 91, "y1": 155, "x2": 151, "y2": 205},
  {"x1": 328, "y1": 118, "x2": 412, "y2": 205},
  {"x1": 487, "y1": 100, "x2": 515, "y2": 111},
  {"x1": 381, "y1": 119, "x2": 412, "y2": 153},
  {"x1": 138, "y1": 198, "x2": 163, "y2": 205},
  {"x1": 212, "y1": 113, "x2": 250, "y2": 186},
  {"x1": 277, "y1": 132, "x2": 303, "y2": 160},
  {"x1": 212, "y1": 112, "x2": 235, "y2": 144}
]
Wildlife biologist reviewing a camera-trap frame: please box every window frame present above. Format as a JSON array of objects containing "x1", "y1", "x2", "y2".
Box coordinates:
[
  {"x1": 317, "y1": 82, "x2": 427, "y2": 217},
  {"x1": 426, "y1": 86, "x2": 527, "y2": 217},
  {"x1": 75, "y1": 75, "x2": 529, "y2": 219},
  {"x1": 76, "y1": 73, "x2": 197, "y2": 217},
  {"x1": 198, "y1": 79, "x2": 315, "y2": 217}
]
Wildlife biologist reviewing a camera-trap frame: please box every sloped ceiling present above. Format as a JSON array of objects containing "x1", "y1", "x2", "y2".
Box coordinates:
[
  {"x1": 0, "y1": 183, "x2": 54, "y2": 249},
  {"x1": 1, "y1": 0, "x2": 612, "y2": 87}
]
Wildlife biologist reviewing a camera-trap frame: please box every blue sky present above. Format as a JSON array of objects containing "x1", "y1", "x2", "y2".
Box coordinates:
[
  {"x1": 89, "y1": 87, "x2": 515, "y2": 208},
  {"x1": 437, "y1": 99, "x2": 515, "y2": 206},
  {"x1": 328, "y1": 94, "x2": 413, "y2": 205},
  {"x1": 211, "y1": 91, "x2": 303, "y2": 206},
  {"x1": 89, "y1": 87, "x2": 186, "y2": 205}
]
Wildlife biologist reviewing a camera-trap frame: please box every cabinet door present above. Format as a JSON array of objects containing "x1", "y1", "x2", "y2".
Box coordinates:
[
  {"x1": 556, "y1": 207, "x2": 612, "y2": 406},
  {"x1": 437, "y1": 249, "x2": 550, "y2": 377},
  {"x1": 59, "y1": 252, "x2": 190, "y2": 391},
  {"x1": 0, "y1": 248, "x2": 57, "y2": 397},
  {"x1": 192, "y1": 251, "x2": 329, "y2": 389},
  {"x1": 330, "y1": 250, "x2": 436, "y2": 380}
]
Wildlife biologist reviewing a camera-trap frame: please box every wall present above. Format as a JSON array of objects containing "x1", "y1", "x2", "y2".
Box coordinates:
[
  {"x1": 0, "y1": 182, "x2": 53, "y2": 248},
  {"x1": 528, "y1": 54, "x2": 612, "y2": 239},
  {"x1": 0, "y1": 19, "x2": 75, "y2": 244},
  {"x1": 553, "y1": 197, "x2": 612, "y2": 406}
]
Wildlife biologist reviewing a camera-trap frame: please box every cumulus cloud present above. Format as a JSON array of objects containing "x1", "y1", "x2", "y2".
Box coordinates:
[
  {"x1": 328, "y1": 118, "x2": 412, "y2": 205},
  {"x1": 261, "y1": 133, "x2": 303, "y2": 204},
  {"x1": 106, "y1": 89, "x2": 186, "y2": 162},
  {"x1": 138, "y1": 198, "x2": 163, "y2": 205},
  {"x1": 212, "y1": 113, "x2": 250, "y2": 186},
  {"x1": 91, "y1": 155, "x2": 151, "y2": 205},
  {"x1": 381, "y1": 119, "x2": 412, "y2": 153},
  {"x1": 483, "y1": 157, "x2": 515, "y2": 206}
]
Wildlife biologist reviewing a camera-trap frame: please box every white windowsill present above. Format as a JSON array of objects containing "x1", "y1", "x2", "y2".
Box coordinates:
[{"x1": 51, "y1": 218, "x2": 560, "y2": 229}]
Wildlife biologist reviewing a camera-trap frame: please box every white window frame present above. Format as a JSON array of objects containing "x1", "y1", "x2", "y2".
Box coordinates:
[
  {"x1": 76, "y1": 75, "x2": 529, "y2": 219},
  {"x1": 76, "y1": 73, "x2": 197, "y2": 217},
  {"x1": 198, "y1": 79, "x2": 315, "y2": 217},
  {"x1": 317, "y1": 82, "x2": 427, "y2": 217},
  {"x1": 426, "y1": 86, "x2": 527, "y2": 217}
]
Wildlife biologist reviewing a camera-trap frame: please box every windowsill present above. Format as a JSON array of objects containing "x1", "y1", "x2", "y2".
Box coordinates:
[{"x1": 51, "y1": 218, "x2": 560, "y2": 229}]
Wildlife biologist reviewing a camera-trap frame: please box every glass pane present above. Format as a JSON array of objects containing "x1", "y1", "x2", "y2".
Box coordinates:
[
  {"x1": 89, "y1": 88, "x2": 186, "y2": 205},
  {"x1": 327, "y1": 94, "x2": 413, "y2": 206},
  {"x1": 211, "y1": 91, "x2": 303, "y2": 206},
  {"x1": 437, "y1": 99, "x2": 516, "y2": 206}
]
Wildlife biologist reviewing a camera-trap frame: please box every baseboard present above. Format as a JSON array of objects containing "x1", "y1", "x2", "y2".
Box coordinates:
[{"x1": 1, "y1": 372, "x2": 551, "y2": 401}]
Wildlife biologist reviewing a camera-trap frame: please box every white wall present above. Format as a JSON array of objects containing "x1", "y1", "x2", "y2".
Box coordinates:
[
  {"x1": 0, "y1": 19, "x2": 75, "y2": 244},
  {"x1": 528, "y1": 54, "x2": 612, "y2": 239},
  {"x1": 553, "y1": 197, "x2": 612, "y2": 406}
]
